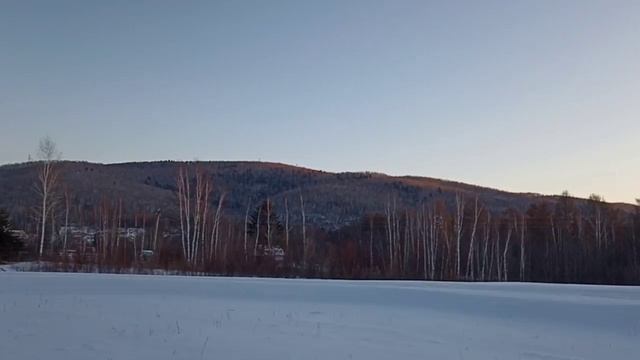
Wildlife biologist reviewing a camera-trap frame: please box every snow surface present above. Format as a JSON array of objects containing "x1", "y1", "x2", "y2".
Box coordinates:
[{"x1": 1, "y1": 272, "x2": 639, "y2": 360}]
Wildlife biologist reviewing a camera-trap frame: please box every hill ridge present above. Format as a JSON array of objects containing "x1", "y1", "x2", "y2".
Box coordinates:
[{"x1": 0, "y1": 160, "x2": 636, "y2": 230}]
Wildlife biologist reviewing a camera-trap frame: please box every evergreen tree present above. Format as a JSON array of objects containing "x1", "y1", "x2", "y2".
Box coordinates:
[
  {"x1": 0, "y1": 209, "x2": 23, "y2": 261},
  {"x1": 247, "y1": 199, "x2": 283, "y2": 249}
]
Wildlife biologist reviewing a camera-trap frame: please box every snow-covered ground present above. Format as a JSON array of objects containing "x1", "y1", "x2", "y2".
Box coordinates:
[{"x1": 1, "y1": 272, "x2": 639, "y2": 360}]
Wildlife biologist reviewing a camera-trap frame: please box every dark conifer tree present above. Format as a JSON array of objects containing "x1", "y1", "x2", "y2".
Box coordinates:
[
  {"x1": 247, "y1": 200, "x2": 283, "y2": 249},
  {"x1": 0, "y1": 209, "x2": 23, "y2": 261}
]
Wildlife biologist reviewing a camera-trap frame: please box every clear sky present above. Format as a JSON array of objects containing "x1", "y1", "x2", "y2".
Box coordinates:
[{"x1": 1, "y1": 0, "x2": 638, "y2": 203}]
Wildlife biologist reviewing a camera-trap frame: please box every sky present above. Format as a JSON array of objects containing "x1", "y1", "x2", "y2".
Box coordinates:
[{"x1": 1, "y1": 0, "x2": 638, "y2": 203}]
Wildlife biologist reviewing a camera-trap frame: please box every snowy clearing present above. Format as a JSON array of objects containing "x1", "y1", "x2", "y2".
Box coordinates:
[{"x1": 1, "y1": 272, "x2": 639, "y2": 360}]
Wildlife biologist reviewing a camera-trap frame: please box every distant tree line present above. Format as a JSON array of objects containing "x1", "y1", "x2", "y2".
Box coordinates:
[
  {"x1": 5, "y1": 137, "x2": 640, "y2": 284},
  {"x1": 328, "y1": 192, "x2": 640, "y2": 284}
]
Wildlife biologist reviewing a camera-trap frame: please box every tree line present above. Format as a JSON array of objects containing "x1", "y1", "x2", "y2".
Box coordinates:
[
  {"x1": 328, "y1": 193, "x2": 640, "y2": 284},
  {"x1": 2, "y1": 137, "x2": 638, "y2": 284}
]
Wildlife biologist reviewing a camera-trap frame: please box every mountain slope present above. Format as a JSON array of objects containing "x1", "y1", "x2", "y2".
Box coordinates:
[{"x1": 0, "y1": 161, "x2": 635, "y2": 228}]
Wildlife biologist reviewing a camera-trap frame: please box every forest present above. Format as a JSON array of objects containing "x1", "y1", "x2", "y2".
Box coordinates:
[{"x1": 1, "y1": 139, "x2": 639, "y2": 285}]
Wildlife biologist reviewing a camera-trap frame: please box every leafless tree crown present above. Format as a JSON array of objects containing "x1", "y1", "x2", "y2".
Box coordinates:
[{"x1": 37, "y1": 136, "x2": 61, "y2": 162}]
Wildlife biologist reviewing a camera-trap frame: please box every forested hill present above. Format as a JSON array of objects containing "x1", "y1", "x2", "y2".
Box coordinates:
[{"x1": 0, "y1": 160, "x2": 635, "y2": 229}]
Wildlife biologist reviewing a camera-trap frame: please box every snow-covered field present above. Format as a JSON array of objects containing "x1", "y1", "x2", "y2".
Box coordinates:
[{"x1": 1, "y1": 272, "x2": 639, "y2": 360}]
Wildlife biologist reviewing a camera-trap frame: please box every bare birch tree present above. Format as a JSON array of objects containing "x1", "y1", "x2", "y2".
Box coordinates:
[
  {"x1": 62, "y1": 187, "x2": 70, "y2": 253},
  {"x1": 176, "y1": 166, "x2": 212, "y2": 265},
  {"x1": 300, "y1": 191, "x2": 307, "y2": 266},
  {"x1": 428, "y1": 206, "x2": 440, "y2": 279},
  {"x1": 153, "y1": 209, "x2": 161, "y2": 252},
  {"x1": 35, "y1": 136, "x2": 61, "y2": 258},
  {"x1": 253, "y1": 206, "x2": 261, "y2": 257},
  {"x1": 385, "y1": 199, "x2": 393, "y2": 273},
  {"x1": 284, "y1": 197, "x2": 290, "y2": 253},
  {"x1": 480, "y1": 213, "x2": 491, "y2": 280},
  {"x1": 465, "y1": 197, "x2": 481, "y2": 279},
  {"x1": 503, "y1": 217, "x2": 514, "y2": 281},
  {"x1": 266, "y1": 199, "x2": 272, "y2": 249},
  {"x1": 519, "y1": 213, "x2": 526, "y2": 281},
  {"x1": 209, "y1": 193, "x2": 225, "y2": 262},
  {"x1": 243, "y1": 199, "x2": 251, "y2": 261},
  {"x1": 454, "y1": 194, "x2": 465, "y2": 279},
  {"x1": 369, "y1": 215, "x2": 374, "y2": 269}
]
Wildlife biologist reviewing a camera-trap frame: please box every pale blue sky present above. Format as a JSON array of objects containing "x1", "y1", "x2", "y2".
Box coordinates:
[{"x1": 1, "y1": 0, "x2": 638, "y2": 203}]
